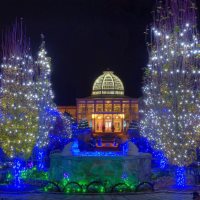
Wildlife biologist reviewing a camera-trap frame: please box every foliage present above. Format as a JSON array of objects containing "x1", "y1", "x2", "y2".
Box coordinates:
[
  {"x1": 35, "y1": 36, "x2": 56, "y2": 150},
  {"x1": 63, "y1": 112, "x2": 78, "y2": 138},
  {"x1": 0, "y1": 20, "x2": 38, "y2": 159},
  {"x1": 78, "y1": 119, "x2": 90, "y2": 132},
  {"x1": 43, "y1": 177, "x2": 141, "y2": 193},
  {"x1": 140, "y1": 0, "x2": 200, "y2": 170},
  {"x1": 20, "y1": 166, "x2": 48, "y2": 181},
  {"x1": 131, "y1": 137, "x2": 168, "y2": 169},
  {"x1": 48, "y1": 111, "x2": 72, "y2": 152}
]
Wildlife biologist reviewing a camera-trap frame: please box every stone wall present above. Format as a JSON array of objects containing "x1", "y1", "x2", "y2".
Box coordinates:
[{"x1": 49, "y1": 153, "x2": 151, "y2": 185}]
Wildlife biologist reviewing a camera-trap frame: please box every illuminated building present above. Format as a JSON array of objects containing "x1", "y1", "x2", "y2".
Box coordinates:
[
  {"x1": 58, "y1": 106, "x2": 77, "y2": 118},
  {"x1": 59, "y1": 70, "x2": 139, "y2": 134}
]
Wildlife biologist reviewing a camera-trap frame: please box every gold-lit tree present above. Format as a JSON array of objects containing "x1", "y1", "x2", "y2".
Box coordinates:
[
  {"x1": 140, "y1": 0, "x2": 200, "y2": 186},
  {"x1": 0, "y1": 20, "x2": 38, "y2": 160}
]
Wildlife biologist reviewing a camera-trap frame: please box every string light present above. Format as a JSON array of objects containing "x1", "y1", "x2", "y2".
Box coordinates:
[
  {"x1": 140, "y1": 0, "x2": 200, "y2": 182},
  {"x1": 176, "y1": 167, "x2": 186, "y2": 187},
  {"x1": 35, "y1": 36, "x2": 56, "y2": 149},
  {"x1": 0, "y1": 21, "x2": 38, "y2": 159}
]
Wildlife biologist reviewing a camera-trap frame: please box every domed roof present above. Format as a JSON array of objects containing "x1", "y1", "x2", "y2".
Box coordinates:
[{"x1": 92, "y1": 70, "x2": 124, "y2": 96}]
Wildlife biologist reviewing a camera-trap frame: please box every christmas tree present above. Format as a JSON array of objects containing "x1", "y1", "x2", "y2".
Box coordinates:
[
  {"x1": 140, "y1": 0, "x2": 200, "y2": 186},
  {"x1": 48, "y1": 111, "x2": 72, "y2": 151},
  {"x1": 34, "y1": 35, "x2": 56, "y2": 169},
  {"x1": 0, "y1": 20, "x2": 38, "y2": 186},
  {"x1": 63, "y1": 112, "x2": 75, "y2": 138},
  {"x1": 62, "y1": 113, "x2": 73, "y2": 139},
  {"x1": 0, "y1": 20, "x2": 38, "y2": 159},
  {"x1": 78, "y1": 119, "x2": 89, "y2": 131}
]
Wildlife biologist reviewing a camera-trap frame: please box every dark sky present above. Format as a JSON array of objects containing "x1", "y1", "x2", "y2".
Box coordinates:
[{"x1": 1, "y1": 0, "x2": 199, "y2": 106}]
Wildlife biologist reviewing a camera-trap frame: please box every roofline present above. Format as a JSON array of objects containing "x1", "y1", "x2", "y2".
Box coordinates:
[{"x1": 76, "y1": 96, "x2": 139, "y2": 102}]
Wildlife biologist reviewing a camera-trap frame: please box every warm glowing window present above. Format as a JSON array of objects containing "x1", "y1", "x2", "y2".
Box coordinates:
[
  {"x1": 114, "y1": 104, "x2": 121, "y2": 112},
  {"x1": 87, "y1": 104, "x2": 94, "y2": 113},
  {"x1": 105, "y1": 104, "x2": 112, "y2": 112},
  {"x1": 78, "y1": 104, "x2": 86, "y2": 113},
  {"x1": 96, "y1": 104, "x2": 103, "y2": 112},
  {"x1": 122, "y1": 104, "x2": 129, "y2": 112}
]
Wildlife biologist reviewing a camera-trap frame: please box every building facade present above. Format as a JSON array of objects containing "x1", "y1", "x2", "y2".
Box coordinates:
[
  {"x1": 58, "y1": 106, "x2": 77, "y2": 118},
  {"x1": 58, "y1": 70, "x2": 139, "y2": 134}
]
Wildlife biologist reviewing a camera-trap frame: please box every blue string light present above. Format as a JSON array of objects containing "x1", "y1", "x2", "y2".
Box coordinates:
[
  {"x1": 73, "y1": 151, "x2": 125, "y2": 157},
  {"x1": 12, "y1": 158, "x2": 24, "y2": 188},
  {"x1": 176, "y1": 167, "x2": 186, "y2": 187},
  {"x1": 131, "y1": 137, "x2": 168, "y2": 169},
  {"x1": 37, "y1": 149, "x2": 45, "y2": 170},
  {"x1": 152, "y1": 151, "x2": 167, "y2": 169},
  {"x1": 72, "y1": 139, "x2": 80, "y2": 154}
]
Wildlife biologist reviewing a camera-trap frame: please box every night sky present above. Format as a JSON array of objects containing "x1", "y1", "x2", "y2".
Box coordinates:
[{"x1": 0, "y1": 0, "x2": 199, "y2": 106}]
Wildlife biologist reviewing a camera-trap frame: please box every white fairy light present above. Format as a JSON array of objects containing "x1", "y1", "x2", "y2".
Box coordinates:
[{"x1": 140, "y1": 0, "x2": 200, "y2": 167}]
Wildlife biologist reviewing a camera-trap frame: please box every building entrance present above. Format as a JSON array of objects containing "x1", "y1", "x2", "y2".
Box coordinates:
[
  {"x1": 93, "y1": 114, "x2": 125, "y2": 133},
  {"x1": 105, "y1": 120, "x2": 112, "y2": 132}
]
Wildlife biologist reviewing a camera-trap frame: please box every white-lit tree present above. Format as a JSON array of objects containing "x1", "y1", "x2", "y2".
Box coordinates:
[
  {"x1": 0, "y1": 20, "x2": 38, "y2": 186},
  {"x1": 0, "y1": 21, "x2": 38, "y2": 159},
  {"x1": 140, "y1": 0, "x2": 200, "y2": 186},
  {"x1": 62, "y1": 112, "x2": 73, "y2": 138},
  {"x1": 35, "y1": 35, "x2": 56, "y2": 169}
]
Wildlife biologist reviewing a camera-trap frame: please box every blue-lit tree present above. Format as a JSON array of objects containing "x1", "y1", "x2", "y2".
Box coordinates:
[
  {"x1": 34, "y1": 35, "x2": 57, "y2": 170},
  {"x1": 77, "y1": 119, "x2": 91, "y2": 151},
  {"x1": 127, "y1": 120, "x2": 140, "y2": 138},
  {"x1": 140, "y1": 0, "x2": 200, "y2": 186},
  {"x1": 48, "y1": 111, "x2": 72, "y2": 152},
  {"x1": 78, "y1": 119, "x2": 91, "y2": 134},
  {"x1": 62, "y1": 113, "x2": 73, "y2": 139},
  {"x1": 63, "y1": 112, "x2": 77, "y2": 138}
]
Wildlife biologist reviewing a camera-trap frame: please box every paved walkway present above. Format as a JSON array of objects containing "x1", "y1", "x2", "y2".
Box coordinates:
[{"x1": 0, "y1": 192, "x2": 194, "y2": 200}]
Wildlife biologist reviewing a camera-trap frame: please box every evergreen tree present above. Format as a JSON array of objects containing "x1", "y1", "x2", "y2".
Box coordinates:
[
  {"x1": 48, "y1": 111, "x2": 72, "y2": 151},
  {"x1": 62, "y1": 113, "x2": 73, "y2": 139},
  {"x1": 127, "y1": 120, "x2": 139, "y2": 138},
  {"x1": 78, "y1": 119, "x2": 89, "y2": 131},
  {"x1": 35, "y1": 35, "x2": 56, "y2": 149},
  {"x1": 63, "y1": 112, "x2": 76, "y2": 138},
  {"x1": 0, "y1": 20, "x2": 38, "y2": 186},
  {"x1": 34, "y1": 35, "x2": 56, "y2": 169},
  {"x1": 0, "y1": 20, "x2": 38, "y2": 160},
  {"x1": 140, "y1": 0, "x2": 200, "y2": 186}
]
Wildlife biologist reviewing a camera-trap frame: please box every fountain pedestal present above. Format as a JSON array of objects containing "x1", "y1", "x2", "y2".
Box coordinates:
[{"x1": 49, "y1": 152, "x2": 151, "y2": 185}]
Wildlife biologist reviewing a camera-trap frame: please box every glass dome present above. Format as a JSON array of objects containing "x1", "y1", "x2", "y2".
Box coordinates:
[{"x1": 92, "y1": 70, "x2": 124, "y2": 96}]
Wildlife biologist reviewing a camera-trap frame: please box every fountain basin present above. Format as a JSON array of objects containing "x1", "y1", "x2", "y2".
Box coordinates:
[{"x1": 49, "y1": 152, "x2": 151, "y2": 186}]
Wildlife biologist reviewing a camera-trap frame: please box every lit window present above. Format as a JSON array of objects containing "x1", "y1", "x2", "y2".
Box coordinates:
[{"x1": 92, "y1": 70, "x2": 124, "y2": 96}]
